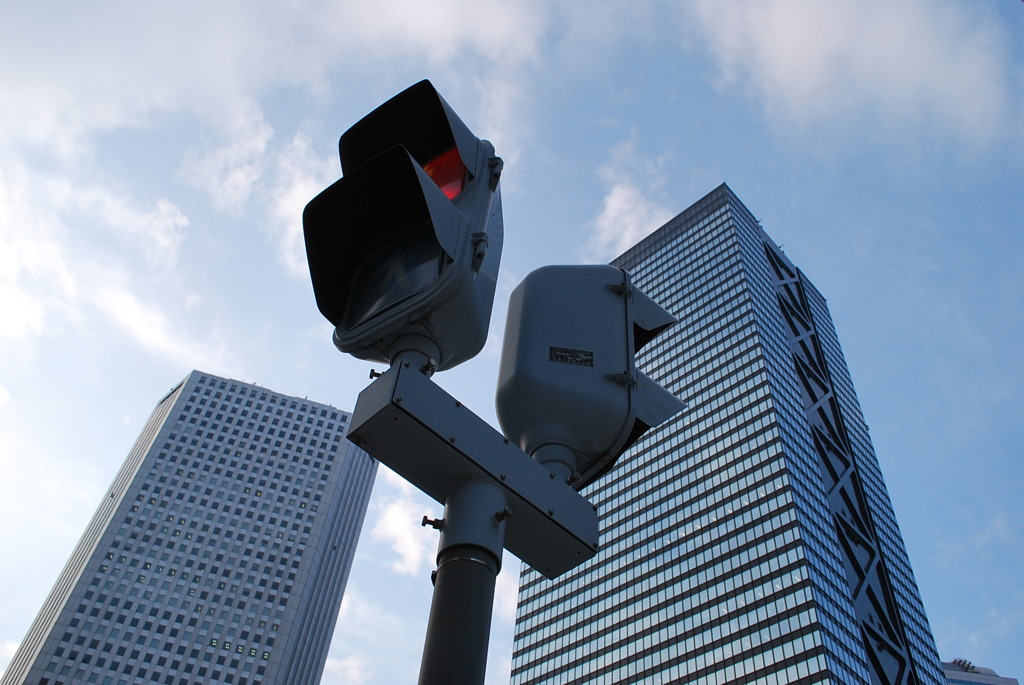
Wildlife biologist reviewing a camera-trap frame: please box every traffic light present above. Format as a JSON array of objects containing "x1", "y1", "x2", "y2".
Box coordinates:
[
  {"x1": 495, "y1": 265, "x2": 686, "y2": 490},
  {"x1": 303, "y1": 80, "x2": 503, "y2": 372}
]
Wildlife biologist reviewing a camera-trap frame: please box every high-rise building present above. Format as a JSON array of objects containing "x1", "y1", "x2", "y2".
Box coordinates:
[
  {"x1": 943, "y1": 660, "x2": 1020, "y2": 685},
  {"x1": 2, "y1": 371, "x2": 376, "y2": 685},
  {"x1": 510, "y1": 184, "x2": 944, "y2": 684}
]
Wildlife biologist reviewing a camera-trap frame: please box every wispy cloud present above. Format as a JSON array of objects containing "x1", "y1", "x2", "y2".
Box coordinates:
[
  {"x1": 321, "y1": 655, "x2": 372, "y2": 684},
  {"x1": 267, "y1": 132, "x2": 339, "y2": 278},
  {"x1": 0, "y1": 160, "x2": 222, "y2": 371},
  {"x1": 181, "y1": 100, "x2": 274, "y2": 213},
  {"x1": 0, "y1": 421, "x2": 106, "y2": 553},
  {"x1": 330, "y1": 588, "x2": 423, "y2": 684},
  {"x1": 494, "y1": 552, "x2": 522, "y2": 622},
  {"x1": 934, "y1": 601, "x2": 1024, "y2": 668},
  {"x1": 49, "y1": 182, "x2": 189, "y2": 270},
  {"x1": 0, "y1": 1, "x2": 549, "y2": 163},
  {"x1": 88, "y1": 284, "x2": 230, "y2": 372},
  {"x1": 580, "y1": 140, "x2": 675, "y2": 262},
  {"x1": 0, "y1": 165, "x2": 76, "y2": 342},
  {"x1": 0, "y1": 641, "x2": 18, "y2": 672},
  {"x1": 321, "y1": 0, "x2": 546, "y2": 67},
  {"x1": 0, "y1": 285, "x2": 45, "y2": 341},
  {"x1": 686, "y1": 0, "x2": 1013, "y2": 144},
  {"x1": 369, "y1": 469, "x2": 436, "y2": 576}
]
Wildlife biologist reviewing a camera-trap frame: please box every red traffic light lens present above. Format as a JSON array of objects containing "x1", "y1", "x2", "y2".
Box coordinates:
[{"x1": 422, "y1": 146, "x2": 466, "y2": 200}]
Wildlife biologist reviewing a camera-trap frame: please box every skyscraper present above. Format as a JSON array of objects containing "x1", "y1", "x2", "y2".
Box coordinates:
[
  {"x1": 510, "y1": 184, "x2": 944, "y2": 684},
  {"x1": 943, "y1": 660, "x2": 1020, "y2": 685},
  {"x1": 2, "y1": 371, "x2": 376, "y2": 685}
]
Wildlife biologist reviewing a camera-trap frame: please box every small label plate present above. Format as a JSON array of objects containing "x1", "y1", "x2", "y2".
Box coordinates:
[{"x1": 549, "y1": 346, "x2": 594, "y2": 366}]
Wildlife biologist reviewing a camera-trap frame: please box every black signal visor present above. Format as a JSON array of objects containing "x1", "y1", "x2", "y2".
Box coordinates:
[
  {"x1": 303, "y1": 145, "x2": 463, "y2": 327},
  {"x1": 338, "y1": 80, "x2": 479, "y2": 180}
]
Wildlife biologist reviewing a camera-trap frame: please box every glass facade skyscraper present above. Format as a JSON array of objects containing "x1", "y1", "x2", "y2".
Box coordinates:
[
  {"x1": 2, "y1": 371, "x2": 376, "y2": 685},
  {"x1": 943, "y1": 660, "x2": 1020, "y2": 685},
  {"x1": 510, "y1": 184, "x2": 944, "y2": 684}
]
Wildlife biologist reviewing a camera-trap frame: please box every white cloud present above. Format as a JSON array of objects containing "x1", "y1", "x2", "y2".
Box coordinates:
[
  {"x1": 181, "y1": 100, "x2": 274, "y2": 212},
  {"x1": 88, "y1": 284, "x2": 229, "y2": 372},
  {"x1": 0, "y1": 641, "x2": 19, "y2": 674},
  {"x1": 973, "y1": 515, "x2": 1015, "y2": 548},
  {"x1": 337, "y1": 593, "x2": 388, "y2": 632},
  {"x1": 58, "y1": 187, "x2": 189, "y2": 270},
  {"x1": 267, "y1": 133, "x2": 339, "y2": 278},
  {"x1": 581, "y1": 140, "x2": 675, "y2": 262},
  {"x1": 934, "y1": 602, "x2": 1024, "y2": 670},
  {"x1": 321, "y1": 655, "x2": 371, "y2": 685},
  {"x1": 0, "y1": 1, "x2": 549, "y2": 163},
  {"x1": 0, "y1": 165, "x2": 77, "y2": 343},
  {"x1": 0, "y1": 285, "x2": 45, "y2": 340},
  {"x1": 0, "y1": 3, "x2": 291, "y2": 159},
  {"x1": 493, "y1": 552, "x2": 522, "y2": 622},
  {"x1": 25, "y1": 170, "x2": 188, "y2": 272},
  {"x1": 183, "y1": 293, "x2": 204, "y2": 311},
  {"x1": 0, "y1": 423, "x2": 106, "y2": 556},
  {"x1": 686, "y1": 0, "x2": 1012, "y2": 143},
  {"x1": 0, "y1": 385, "x2": 9, "y2": 411},
  {"x1": 371, "y1": 489, "x2": 436, "y2": 576},
  {"x1": 330, "y1": 589, "x2": 424, "y2": 683},
  {"x1": 322, "y1": 0, "x2": 546, "y2": 67},
  {"x1": 0, "y1": 160, "x2": 215, "y2": 370}
]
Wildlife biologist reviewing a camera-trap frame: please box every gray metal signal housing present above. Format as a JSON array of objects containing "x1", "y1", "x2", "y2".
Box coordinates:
[
  {"x1": 496, "y1": 264, "x2": 686, "y2": 491},
  {"x1": 347, "y1": 361, "x2": 599, "y2": 579},
  {"x1": 303, "y1": 80, "x2": 503, "y2": 373}
]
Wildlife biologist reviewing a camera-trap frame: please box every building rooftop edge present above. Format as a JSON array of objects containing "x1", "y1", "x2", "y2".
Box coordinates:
[{"x1": 178, "y1": 369, "x2": 349, "y2": 414}]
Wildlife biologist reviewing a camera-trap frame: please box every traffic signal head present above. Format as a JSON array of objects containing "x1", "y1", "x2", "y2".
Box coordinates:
[
  {"x1": 495, "y1": 265, "x2": 686, "y2": 491},
  {"x1": 303, "y1": 80, "x2": 503, "y2": 372}
]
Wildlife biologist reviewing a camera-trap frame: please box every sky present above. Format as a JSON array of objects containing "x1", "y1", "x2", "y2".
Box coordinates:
[{"x1": 1, "y1": 0, "x2": 1022, "y2": 683}]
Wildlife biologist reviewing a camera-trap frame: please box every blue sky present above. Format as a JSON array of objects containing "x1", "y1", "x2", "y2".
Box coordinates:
[{"x1": 1, "y1": 1, "x2": 1022, "y2": 682}]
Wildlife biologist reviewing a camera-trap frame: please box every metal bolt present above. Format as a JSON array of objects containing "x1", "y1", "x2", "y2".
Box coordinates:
[{"x1": 421, "y1": 516, "x2": 444, "y2": 530}]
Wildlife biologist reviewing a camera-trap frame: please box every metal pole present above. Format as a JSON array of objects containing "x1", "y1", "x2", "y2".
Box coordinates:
[{"x1": 418, "y1": 480, "x2": 508, "y2": 685}]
